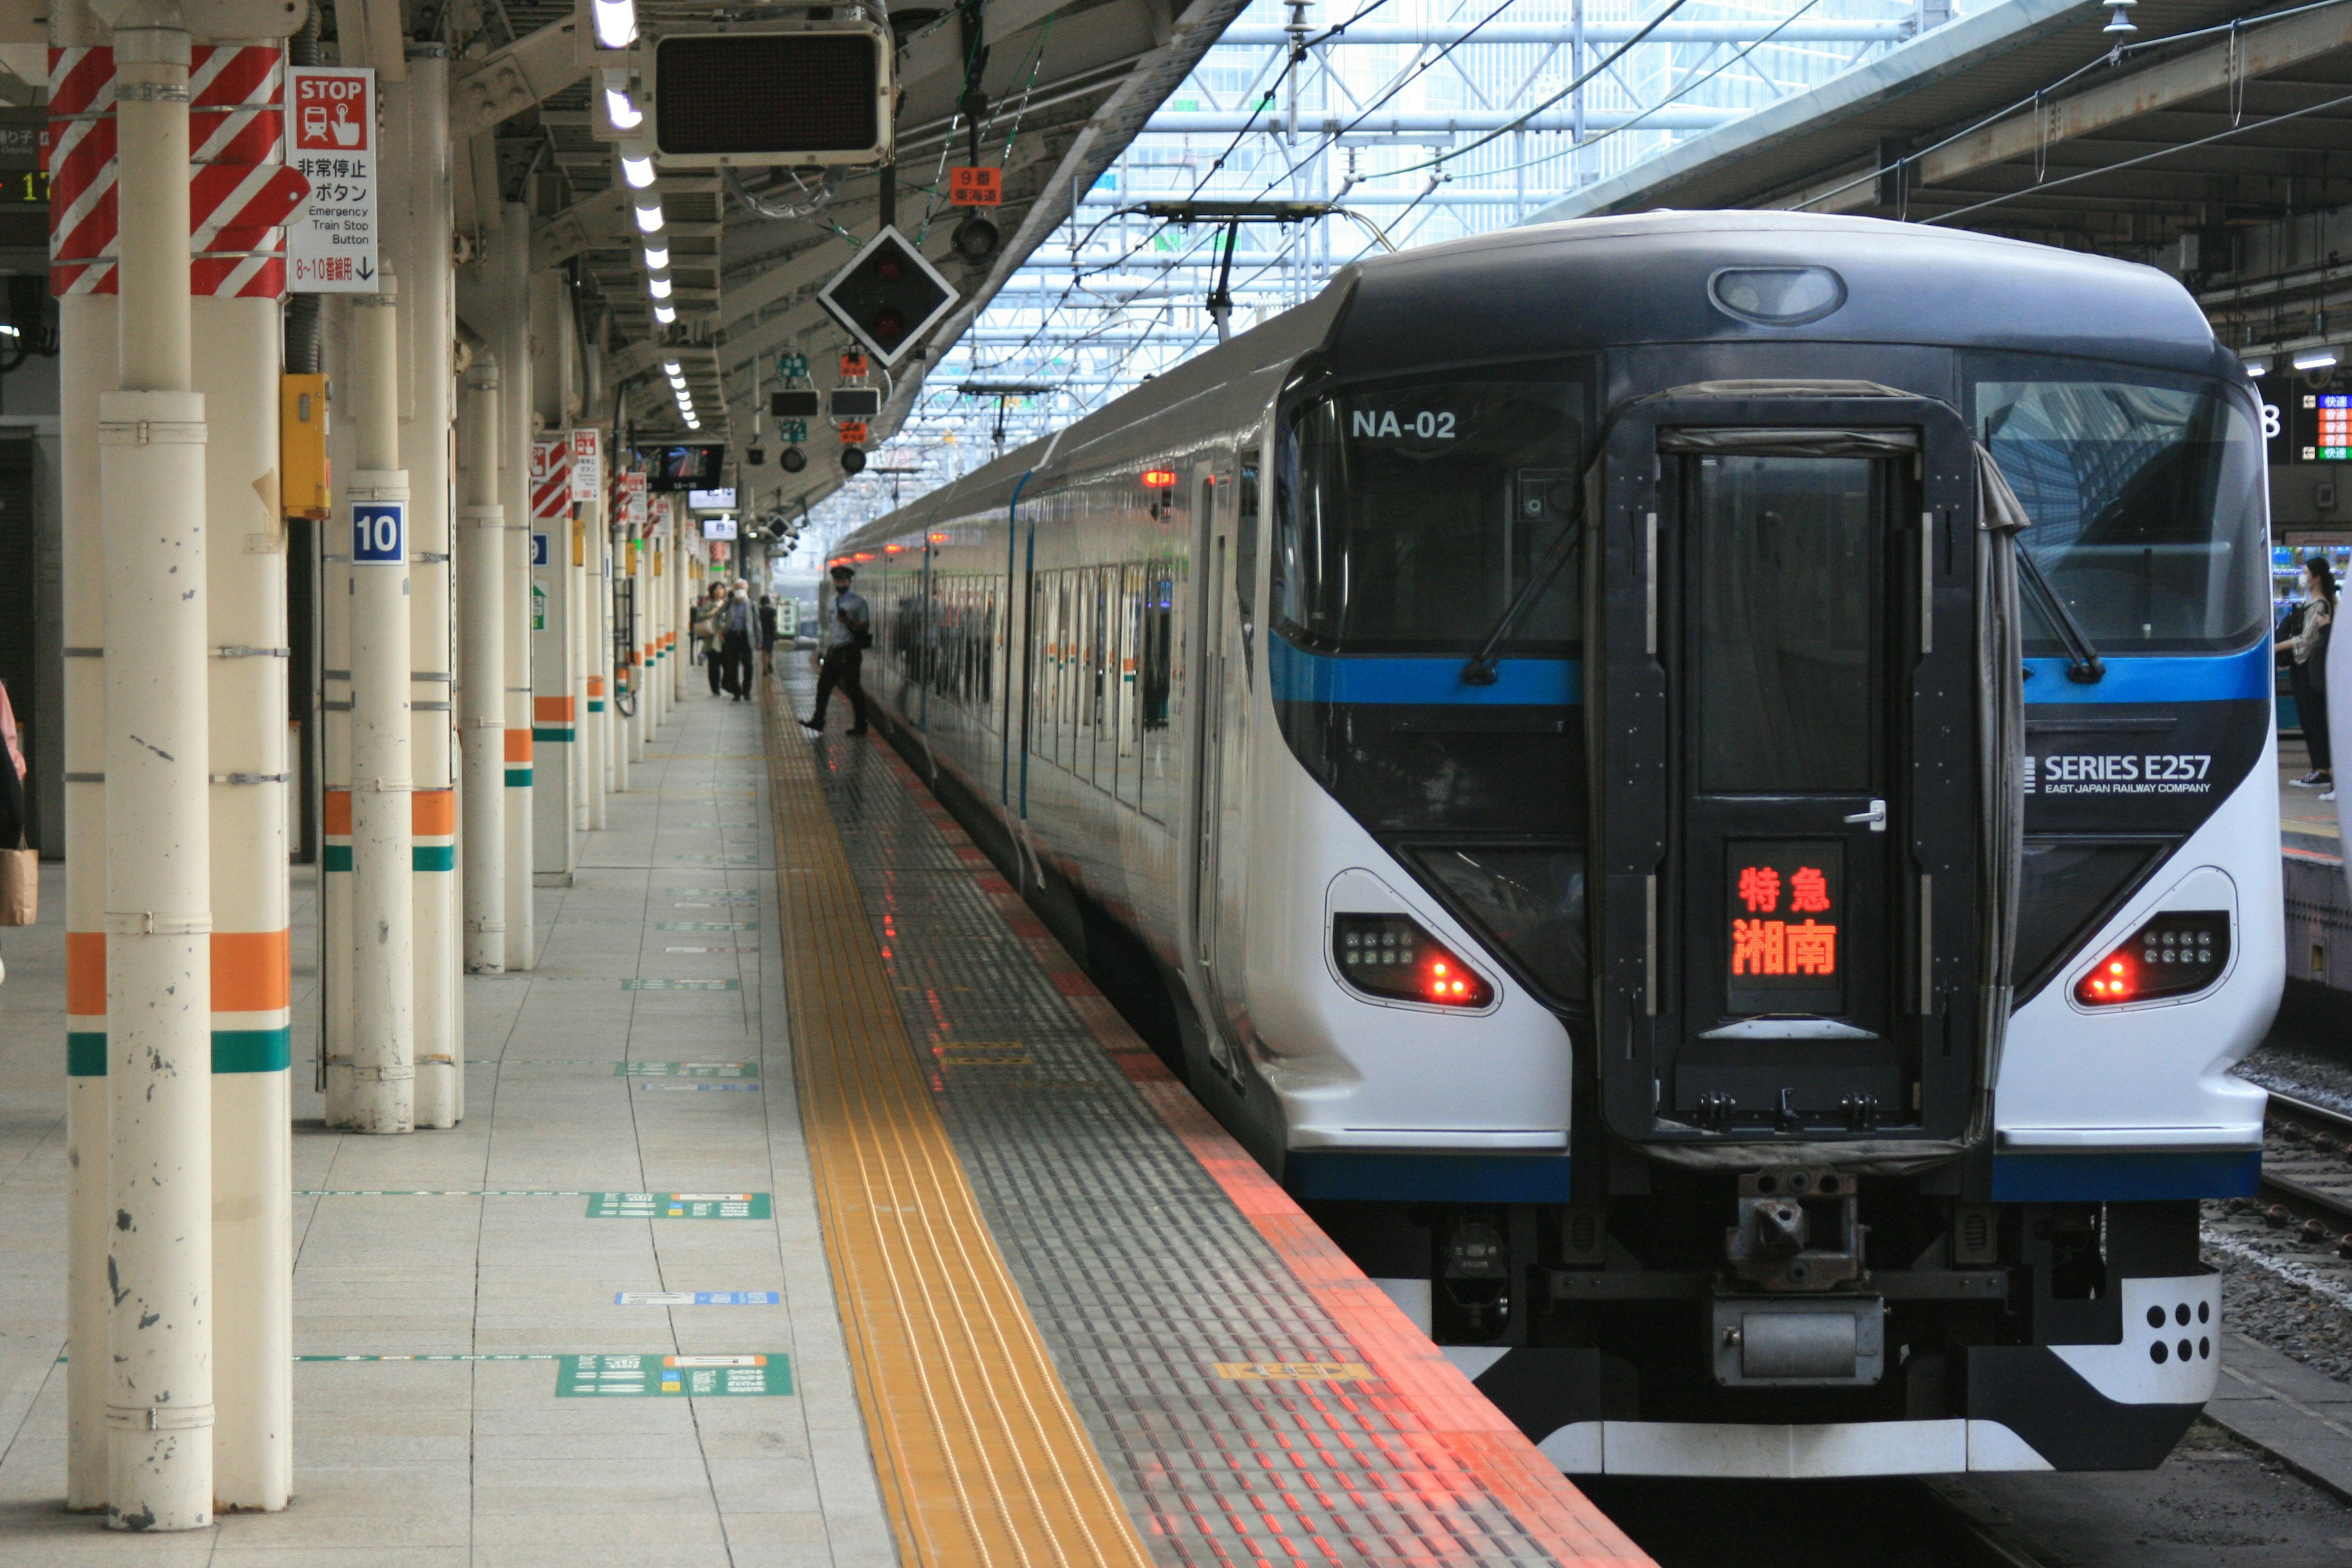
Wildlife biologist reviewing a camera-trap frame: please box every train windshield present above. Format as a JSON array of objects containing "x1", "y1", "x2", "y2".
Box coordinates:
[
  {"x1": 1278, "y1": 370, "x2": 1592, "y2": 654},
  {"x1": 1970, "y1": 360, "x2": 2266, "y2": 655}
]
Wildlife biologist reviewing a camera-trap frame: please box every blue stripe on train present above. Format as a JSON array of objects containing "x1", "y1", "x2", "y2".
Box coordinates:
[
  {"x1": 1991, "y1": 1150, "x2": 2260, "y2": 1202},
  {"x1": 1269, "y1": 637, "x2": 2268, "y2": 707},
  {"x1": 1269, "y1": 639, "x2": 1578, "y2": 705}
]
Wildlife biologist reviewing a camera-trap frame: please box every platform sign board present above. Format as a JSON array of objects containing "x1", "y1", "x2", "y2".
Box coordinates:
[
  {"x1": 287, "y1": 67, "x2": 379, "y2": 293},
  {"x1": 569, "y1": 429, "x2": 603, "y2": 503},
  {"x1": 351, "y1": 500, "x2": 405, "y2": 565},
  {"x1": 556, "y1": 1352, "x2": 793, "y2": 1396},
  {"x1": 584, "y1": 1191, "x2": 772, "y2": 1219},
  {"x1": 948, "y1": 165, "x2": 1002, "y2": 206},
  {"x1": 614, "y1": 1291, "x2": 783, "y2": 1306},
  {"x1": 614, "y1": 1061, "x2": 759, "y2": 1077}
]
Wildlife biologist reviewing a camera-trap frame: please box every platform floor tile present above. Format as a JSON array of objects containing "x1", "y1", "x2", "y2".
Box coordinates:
[
  {"x1": 774, "y1": 663, "x2": 1643, "y2": 1567},
  {"x1": 0, "y1": 685, "x2": 892, "y2": 1566}
]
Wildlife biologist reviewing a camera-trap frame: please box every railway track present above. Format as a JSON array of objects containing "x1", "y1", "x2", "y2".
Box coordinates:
[{"x1": 2244, "y1": 1088, "x2": 2352, "y2": 1253}]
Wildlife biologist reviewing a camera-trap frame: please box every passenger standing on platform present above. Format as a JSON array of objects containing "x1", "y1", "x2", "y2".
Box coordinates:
[
  {"x1": 720, "y1": 581, "x2": 756, "y2": 702},
  {"x1": 760, "y1": 595, "x2": 780, "y2": 679},
  {"x1": 698, "y1": 582, "x2": 728, "y2": 696},
  {"x1": 2283, "y1": 556, "x2": 2337, "y2": 798},
  {"x1": 0, "y1": 679, "x2": 24, "y2": 985},
  {"x1": 800, "y1": 564, "x2": 871, "y2": 736}
]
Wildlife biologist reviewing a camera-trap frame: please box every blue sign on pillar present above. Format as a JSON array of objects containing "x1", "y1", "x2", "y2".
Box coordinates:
[
  {"x1": 532, "y1": 532, "x2": 550, "y2": 567},
  {"x1": 352, "y1": 502, "x2": 406, "y2": 565}
]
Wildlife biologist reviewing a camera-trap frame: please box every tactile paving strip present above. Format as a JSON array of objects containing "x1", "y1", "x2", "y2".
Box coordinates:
[{"x1": 782, "y1": 668, "x2": 1645, "y2": 1568}]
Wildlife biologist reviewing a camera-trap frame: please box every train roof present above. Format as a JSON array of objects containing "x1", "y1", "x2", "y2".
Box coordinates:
[
  {"x1": 835, "y1": 211, "x2": 2231, "y2": 557},
  {"x1": 1326, "y1": 210, "x2": 2228, "y2": 379}
]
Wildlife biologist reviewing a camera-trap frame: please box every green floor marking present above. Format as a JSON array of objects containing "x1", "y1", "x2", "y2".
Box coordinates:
[
  {"x1": 557, "y1": 1353, "x2": 792, "y2": 1397},
  {"x1": 622, "y1": 978, "x2": 741, "y2": 990},
  {"x1": 585, "y1": 1191, "x2": 773, "y2": 1219},
  {"x1": 614, "y1": 1061, "x2": 759, "y2": 1078}
]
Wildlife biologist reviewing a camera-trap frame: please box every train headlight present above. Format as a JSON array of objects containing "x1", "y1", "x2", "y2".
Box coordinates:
[
  {"x1": 2075, "y1": 911, "x2": 2231, "y2": 1006},
  {"x1": 1332, "y1": 913, "x2": 1493, "y2": 1008}
]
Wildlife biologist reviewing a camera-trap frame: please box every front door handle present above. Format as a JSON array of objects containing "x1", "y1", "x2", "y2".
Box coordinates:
[{"x1": 1845, "y1": 799, "x2": 1887, "y2": 832}]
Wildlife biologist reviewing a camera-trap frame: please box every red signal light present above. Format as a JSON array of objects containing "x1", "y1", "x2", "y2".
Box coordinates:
[
  {"x1": 929, "y1": 532, "x2": 949, "y2": 543},
  {"x1": 1141, "y1": 469, "x2": 1177, "y2": 489},
  {"x1": 2075, "y1": 911, "x2": 2231, "y2": 1007},
  {"x1": 1332, "y1": 913, "x2": 1493, "y2": 1008},
  {"x1": 883, "y1": 543, "x2": 903, "y2": 554},
  {"x1": 853, "y1": 551, "x2": 875, "y2": 562}
]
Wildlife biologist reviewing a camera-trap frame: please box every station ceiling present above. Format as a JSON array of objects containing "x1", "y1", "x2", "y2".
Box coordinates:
[
  {"x1": 434, "y1": 0, "x2": 1248, "y2": 522},
  {"x1": 1529, "y1": 0, "x2": 2352, "y2": 251}
]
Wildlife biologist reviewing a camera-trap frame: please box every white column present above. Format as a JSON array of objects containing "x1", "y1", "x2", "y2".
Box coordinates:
[
  {"x1": 344, "y1": 274, "x2": 414, "y2": 1136},
  {"x1": 457, "y1": 353, "x2": 504, "y2": 973},
  {"x1": 387, "y1": 50, "x2": 459, "y2": 1127},
  {"x1": 496, "y1": 202, "x2": 533, "y2": 966},
  {"x1": 319, "y1": 298, "x2": 353, "y2": 1125},
  {"x1": 584, "y1": 491, "x2": 609, "y2": 826},
  {"x1": 195, "y1": 277, "x2": 292, "y2": 1513},
  {"x1": 102, "y1": 1, "x2": 212, "y2": 1526}
]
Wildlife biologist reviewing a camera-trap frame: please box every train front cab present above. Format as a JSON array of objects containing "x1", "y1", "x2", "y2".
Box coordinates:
[{"x1": 1275, "y1": 358, "x2": 2278, "y2": 1479}]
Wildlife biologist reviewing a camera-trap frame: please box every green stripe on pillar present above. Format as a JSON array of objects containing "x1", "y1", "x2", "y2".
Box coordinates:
[
  {"x1": 505, "y1": 769, "x2": 533, "y2": 787},
  {"x1": 532, "y1": 727, "x2": 574, "y2": 742},
  {"x1": 413, "y1": 845, "x2": 456, "y2": 871},
  {"x1": 325, "y1": 844, "x2": 353, "y2": 872},
  {"x1": 213, "y1": 1028, "x2": 292, "y2": 1073},
  {"x1": 67, "y1": 1031, "x2": 106, "y2": 1076},
  {"x1": 587, "y1": 701, "x2": 605, "y2": 712}
]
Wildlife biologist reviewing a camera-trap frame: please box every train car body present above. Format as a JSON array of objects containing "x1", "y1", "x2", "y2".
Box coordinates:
[{"x1": 823, "y1": 211, "x2": 2278, "y2": 1479}]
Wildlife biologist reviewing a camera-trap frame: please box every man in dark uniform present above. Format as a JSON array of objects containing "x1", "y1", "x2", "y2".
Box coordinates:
[{"x1": 800, "y1": 564, "x2": 870, "y2": 734}]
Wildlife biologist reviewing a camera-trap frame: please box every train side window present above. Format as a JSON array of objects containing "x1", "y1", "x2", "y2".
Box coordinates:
[{"x1": 1237, "y1": 461, "x2": 1259, "y2": 679}]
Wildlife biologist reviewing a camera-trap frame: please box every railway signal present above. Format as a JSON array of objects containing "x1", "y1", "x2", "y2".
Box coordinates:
[{"x1": 818, "y1": 227, "x2": 959, "y2": 367}]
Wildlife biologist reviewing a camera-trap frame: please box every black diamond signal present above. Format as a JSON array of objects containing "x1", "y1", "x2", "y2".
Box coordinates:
[{"x1": 817, "y1": 226, "x2": 958, "y2": 367}]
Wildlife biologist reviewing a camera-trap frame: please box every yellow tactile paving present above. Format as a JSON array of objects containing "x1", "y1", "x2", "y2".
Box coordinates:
[{"x1": 763, "y1": 689, "x2": 1155, "y2": 1568}]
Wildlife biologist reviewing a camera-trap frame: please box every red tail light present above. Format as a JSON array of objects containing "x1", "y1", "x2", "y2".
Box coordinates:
[
  {"x1": 2075, "y1": 911, "x2": 2231, "y2": 1007},
  {"x1": 1332, "y1": 913, "x2": 1493, "y2": 1008}
]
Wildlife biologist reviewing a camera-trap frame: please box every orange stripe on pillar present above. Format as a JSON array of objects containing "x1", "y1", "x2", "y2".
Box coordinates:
[
  {"x1": 66, "y1": 931, "x2": 106, "y2": 1016},
  {"x1": 211, "y1": 929, "x2": 292, "y2": 1012},
  {"x1": 534, "y1": 696, "x2": 574, "y2": 722},
  {"x1": 413, "y1": 788, "x2": 457, "y2": 835},
  {"x1": 323, "y1": 788, "x2": 352, "y2": 836},
  {"x1": 504, "y1": 729, "x2": 533, "y2": 763},
  {"x1": 587, "y1": 676, "x2": 606, "y2": 696}
]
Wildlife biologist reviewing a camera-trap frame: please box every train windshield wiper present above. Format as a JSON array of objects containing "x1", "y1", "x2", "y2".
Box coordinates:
[
  {"x1": 1461, "y1": 521, "x2": 1581, "y2": 688},
  {"x1": 2015, "y1": 546, "x2": 2105, "y2": 684}
]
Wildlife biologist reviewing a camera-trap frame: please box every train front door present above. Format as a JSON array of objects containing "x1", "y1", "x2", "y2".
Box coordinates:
[{"x1": 1591, "y1": 391, "x2": 1983, "y2": 1148}]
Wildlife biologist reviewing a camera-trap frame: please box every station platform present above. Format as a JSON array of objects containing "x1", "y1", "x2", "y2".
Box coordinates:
[{"x1": 0, "y1": 666, "x2": 1648, "y2": 1567}]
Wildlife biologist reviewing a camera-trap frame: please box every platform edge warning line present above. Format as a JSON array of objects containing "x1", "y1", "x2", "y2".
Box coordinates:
[
  {"x1": 761, "y1": 690, "x2": 1156, "y2": 1568},
  {"x1": 866, "y1": 734, "x2": 1656, "y2": 1568}
]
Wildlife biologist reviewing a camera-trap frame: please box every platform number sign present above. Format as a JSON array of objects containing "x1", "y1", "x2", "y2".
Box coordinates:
[
  {"x1": 351, "y1": 501, "x2": 405, "y2": 565},
  {"x1": 531, "y1": 533, "x2": 549, "y2": 567},
  {"x1": 948, "y1": 165, "x2": 1002, "y2": 206}
]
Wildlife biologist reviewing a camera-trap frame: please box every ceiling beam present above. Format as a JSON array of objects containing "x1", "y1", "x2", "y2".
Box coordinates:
[{"x1": 452, "y1": 18, "x2": 586, "y2": 143}]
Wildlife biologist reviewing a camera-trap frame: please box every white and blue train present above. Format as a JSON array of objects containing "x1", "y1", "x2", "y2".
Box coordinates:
[{"x1": 821, "y1": 212, "x2": 2279, "y2": 1479}]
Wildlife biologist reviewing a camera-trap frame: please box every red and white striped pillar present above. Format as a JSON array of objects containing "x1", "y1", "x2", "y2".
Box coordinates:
[
  {"x1": 190, "y1": 38, "x2": 300, "y2": 1515},
  {"x1": 50, "y1": 22, "x2": 301, "y2": 1517}
]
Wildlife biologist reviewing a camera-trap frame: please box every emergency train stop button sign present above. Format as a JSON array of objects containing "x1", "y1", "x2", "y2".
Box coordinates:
[
  {"x1": 286, "y1": 66, "x2": 379, "y2": 293},
  {"x1": 557, "y1": 1353, "x2": 793, "y2": 1397},
  {"x1": 585, "y1": 1191, "x2": 774, "y2": 1219}
]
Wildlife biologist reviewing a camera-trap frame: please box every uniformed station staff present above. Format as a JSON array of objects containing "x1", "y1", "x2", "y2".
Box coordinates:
[{"x1": 800, "y1": 564, "x2": 872, "y2": 736}]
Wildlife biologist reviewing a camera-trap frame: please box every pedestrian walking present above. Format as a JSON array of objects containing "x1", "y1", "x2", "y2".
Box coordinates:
[
  {"x1": 800, "y1": 564, "x2": 871, "y2": 734},
  {"x1": 696, "y1": 581, "x2": 728, "y2": 696},
  {"x1": 759, "y1": 594, "x2": 780, "y2": 679},
  {"x1": 720, "y1": 581, "x2": 756, "y2": 701}
]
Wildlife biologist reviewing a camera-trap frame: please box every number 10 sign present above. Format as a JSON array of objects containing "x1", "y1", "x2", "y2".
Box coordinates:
[{"x1": 352, "y1": 502, "x2": 405, "y2": 565}]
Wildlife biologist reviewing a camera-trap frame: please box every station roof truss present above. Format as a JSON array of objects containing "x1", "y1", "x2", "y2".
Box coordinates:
[
  {"x1": 1521, "y1": 0, "x2": 2352, "y2": 359},
  {"x1": 786, "y1": 0, "x2": 1939, "y2": 559}
]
